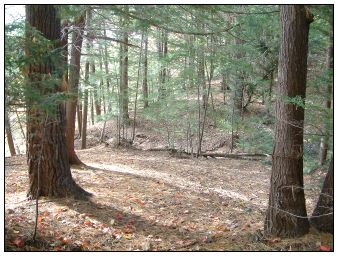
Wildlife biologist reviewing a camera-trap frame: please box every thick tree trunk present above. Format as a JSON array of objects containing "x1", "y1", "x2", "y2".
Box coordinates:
[
  {"x1": 143, "y1": 33, "x2": 149, "y2": 108},
  {"x1": 25, "y1": 5, "x2": 89, "y2": 199},
  {"x1": 5, "y1": 111, "x2": 16, "y2": 156},
  {"x1": 310, "y1": 157, "x2": 333, "y2": 234},
  {"x1": 65, "y1": 14, "x2": 85, "y2": 165},
  {"x1": 265, "y1": 5, "x2": 313, "y2": 238},
  {"x1": 319, "y1": 21, "x2": 333, "y2": 165}
]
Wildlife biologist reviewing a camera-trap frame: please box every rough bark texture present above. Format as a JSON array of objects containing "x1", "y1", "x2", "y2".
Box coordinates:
[
  {"x1": 143, "y1": 33, "x2": 149, "y2": 108},
  {"x1": 264, "y1": 5, "x2": 313, "y2": 238},
  {"x1": 25, "y1": 5, "x2": 89, "y2": 199},
  {"x1": 310, "y1": 158, "x2": 333, "y2": 234},
  {"x1": 66, "y1": 14, "x2": 85, "y2": 165},
  {"x1": 319, "y1": 19, "x2": 333, "y2": 166},
  {"x1": 5, "y1": 111, "x2": 16, "y2": 156}
]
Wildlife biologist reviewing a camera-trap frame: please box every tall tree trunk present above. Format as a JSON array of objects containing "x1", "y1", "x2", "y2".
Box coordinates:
[
  {"x1": 188, "y1": 35, "x2": 195, "y2": 89},
  {"x1": 119, "y1": 8, "x2": 130, "y2": 124},
  {"x1": 90, "y1": 91, "x2": 95, "y2": 125},
  {"x1": 5, "y1": 111, "x2": 16, "y2": 156},
  {"x1": 143, "y1": 32, "x2": 149, "y2": 108},
  {"x1": 92, "y1": 62, "x2": 101, "y2": 117},
  {"x1": 99, "y1": 48, "x2": 106, "y2": 114},
  {"x1": 197, "y1": 45, "x2": 206, "y2": 109},
  {"x1": 77, "y1": 102, "x2": 82, "y2": 138},
  {"x1": 158, "y1": 28, "x2": 168, "y2": 100},
  {"x1": 234, "y1": 37, "x2": 244, "y2": 115},
  {"x1": 25, "y1": 5, "x2": 89, "y2": 199},
  {"x1": 319, "y1": 19, "x2": 333, "y2": 165},
  {"x1": 65, "y1": 14, "x2": 85, "y2": 165},
  {"x1": 103, "y1": 21, "x2": 112, "y2": 113},
  {"x1": 81, "y1": 7, "x2": 93, "y2": 149},
  {"x1": 81, "y1": 62, "x2": 89, "y2": 149},
  {"x1": 265, "y1": 5, "x2": 313, "y2": 238},
  {"x1": 310, "y1": 157, "x2": 333, "y2": 234}
]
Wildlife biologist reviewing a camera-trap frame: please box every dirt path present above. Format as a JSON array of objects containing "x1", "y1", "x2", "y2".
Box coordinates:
[{"x1": 5, "y1": 147, "x2": 332, "y2": 251}]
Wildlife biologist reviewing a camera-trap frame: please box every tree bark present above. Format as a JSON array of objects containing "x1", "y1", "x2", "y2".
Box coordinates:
[
  {"x1": 120, "y1": 7, "x2": 130, "y2": 124},
  {"x1": 265, "y1": 5, "x2": 313, "y2": 238},
  {"x1": 77, "y1": 102, "x2": 82, "y2": 138},
  {"x1": 143, "y1": 32, "x2": 149, "y2": 108},
  {"x1": 103, "y1": 22, "x2": 112, "y2": 113},
  {"x1": 25, "y1": 5, "x2": 89, "y2": 199},
  {"x1": 197, "y1": 45, "x2": 206, "y2": 109},
  {"x1": 310, "y1": 157, "x2": 333, "y2": 234},
  {"x1": 81, "y1": 62, "x2": 89, "y2": 149},
  {"x1": 319, "y1": 19, "x2": 333, "y2": 166},
  {"x1": 234, "y1": 37, "x2": 244, "y2": 115},
  {"x1": 65, "y1": 14, "x2": 85, "y2": 165},
  {"x1": 5, "y1": 111, "x2": 16, "y2": 156},
  {"x1": 158, "y1": 28, "x2": 168, "y2": 100}
]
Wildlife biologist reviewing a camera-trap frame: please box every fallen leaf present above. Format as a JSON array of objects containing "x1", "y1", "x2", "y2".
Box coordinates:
[
  {"x1": 55, "y1": 245, "x2": 63, "y2": 251},
  {"x1": 110, "y1": 219, "x2": 115, "y2": 225},
  {"x1": 42, "y1": 210, "x2": 50, "y2": 216},
  {"x1": 131, "y1": 198, "x2": 145, "y2": 206},
  {"x1": 84, "y1": 220, "x2": 93, "y2": 227},
  {"x1": 11, "y1": 237, "x2": 25, "y2": 248},
  {"x1": 115, "y1": 211, "x2": 123, "y2": 221},
  {"x1": 38, "y1": 216, "x2": 43, "y2": 223},
  {"x1": 124, "y1": 234, "x2": 133, "y2": 240},
  {"x1": 320, "y1": 245, "x2": 331, "y2": 251},
  {"x1": 62, "y1": 237, "x2": 70, "y2": 245},
  {"x1": 215, "y1": 225, "x2": 230, "y2": 232}
]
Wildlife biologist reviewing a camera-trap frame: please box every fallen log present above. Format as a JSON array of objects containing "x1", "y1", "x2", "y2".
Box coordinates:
[{"x1": 201, "y1": 152, "x2": 271, "y2": 160}]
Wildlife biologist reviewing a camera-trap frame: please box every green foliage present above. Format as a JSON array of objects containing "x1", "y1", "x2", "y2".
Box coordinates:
[
  {"x1": 237, "y1": 116, "x2": 273, "y2": 154},
  {"x1": 283, "y1": 95, "x2": 306, "y2": 109}
]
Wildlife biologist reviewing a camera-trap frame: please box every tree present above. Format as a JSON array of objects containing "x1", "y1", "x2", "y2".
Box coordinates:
[
  {"x1": 142, "y1": 32, "x2": 149, "y2": 108},
  {"x1": 158, "y1": 28, "x2": 168, "y2": 100},
  {"x1": 5, "y1": 110, "x2": 16, "y2": 156},
  {"x1": 319, "y1": 17, "x2": 333, "y2": 166},
  {"x1": 25, "y1": 5, "x2": 89, "y2": 198},
  {"x1": 264, "y1": 5, "x2": 313, "y2": 237},
  {"x1": 119, "y1": 6, "x2": 130, "y2": 124},
  {"x1": 310, "y1": 157, "x2": 333, "y2": 234},
  {"x1": 65, "y1": 14, "x2": 85, "y2": 165}
]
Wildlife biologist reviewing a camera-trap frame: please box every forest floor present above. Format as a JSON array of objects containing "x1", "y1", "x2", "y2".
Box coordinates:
[
  {"x1": 5, "y1": 144, "x2": 333, "y2": 251},
  {"x1": 4, "y1": 82, "x2": 333, "y2": 251}
]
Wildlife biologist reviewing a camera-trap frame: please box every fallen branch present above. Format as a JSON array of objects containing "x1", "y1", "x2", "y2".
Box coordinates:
[{"x1": 201, "y1": 152, "x2": 270, "y2": 160}]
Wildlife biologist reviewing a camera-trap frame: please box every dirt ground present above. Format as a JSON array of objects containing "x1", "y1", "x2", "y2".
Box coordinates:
[{"x1": 4, "y1": 145, "x2": 333, "y2": 251}]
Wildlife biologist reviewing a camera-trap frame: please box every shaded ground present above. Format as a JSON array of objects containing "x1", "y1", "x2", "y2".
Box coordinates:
[{"x1": 5, "y1": 147, "x2": 333, "y2": 251}]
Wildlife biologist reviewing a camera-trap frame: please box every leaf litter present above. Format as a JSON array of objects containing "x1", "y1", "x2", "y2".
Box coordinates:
[{"x1": 5, "y1": 149, "x2": 333, "y2": 251}]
